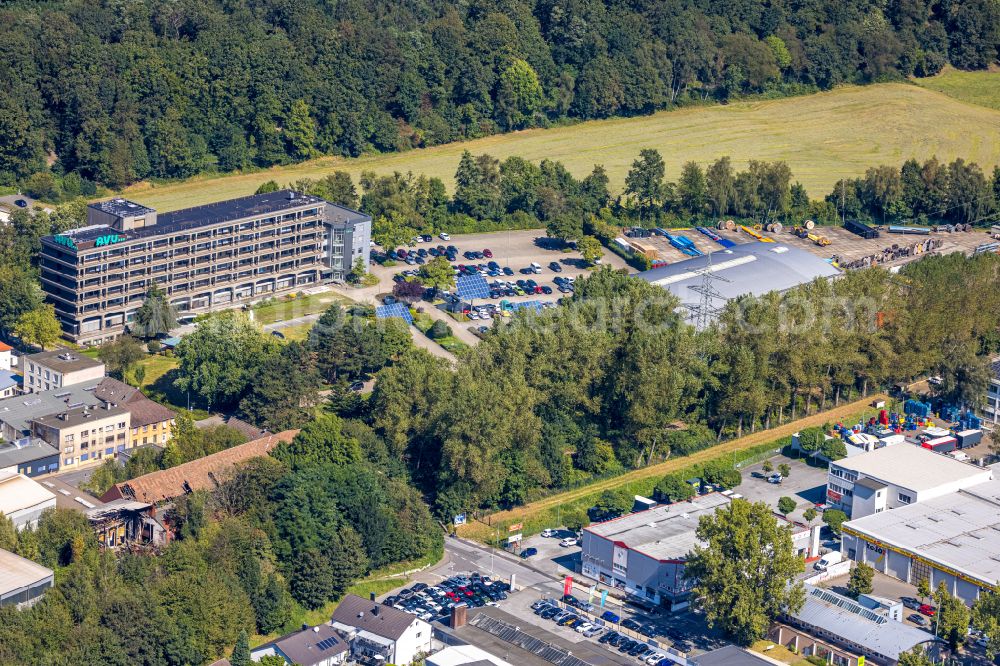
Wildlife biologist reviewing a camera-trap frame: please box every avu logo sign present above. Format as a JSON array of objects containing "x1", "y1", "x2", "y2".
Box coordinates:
[
  {"x1": 94, "y1": 234, "x2": 125, "y2": 247},
  {"x1": 53, "y1": 235, "x2": 77, "y2": 250}
]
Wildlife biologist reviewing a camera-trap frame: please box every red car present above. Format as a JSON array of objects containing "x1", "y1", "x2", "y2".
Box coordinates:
[
  {"x1": 483, "y1": 248, "x2": 493, "y2": 258},
  {"x1": 397, "y1": 248, "x2": 408, "y2": 258},
  {"x1": 918, "y1": 604, "x2": 936, "y2": 617}
]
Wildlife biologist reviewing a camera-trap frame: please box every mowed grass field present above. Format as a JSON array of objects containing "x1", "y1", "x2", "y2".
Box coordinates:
[
  {"x1": 122, "y1": 82, "x2": 1000, "y2": 212},
  {"x1": 914, "y1": 66, "x2": 1000, "y2": 111}
]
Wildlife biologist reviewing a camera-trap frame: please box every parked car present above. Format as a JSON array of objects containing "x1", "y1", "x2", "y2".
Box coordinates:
[
  {"x1": 548, "y1": 261, "x2": 562, "y2": 272},
  {"x1": 601, "y1": 610, "x2": 621, "y2": 623},
  {"x1": 583, "y1": 626, "x2": 605, "y2": 638},
  {"x1": 767, "y1": 472, "x2": 783, "y2": 484},
  {"x1": 14, "y1": 199, "x2": 27, "y2": 208},
  {"x1": 908, "y1": 613, "x2": 929, "y2": 627},
  {"x1": 483, "y1": 248, "x2": 493, "y2": 258},
  {"x1": 646, "y1": 654, "x2": 666, "y2": 665},
  {"x1": 599, "y1": 631, "x2": 619, "y2": 644},
  {"x1": 560, "y1": 537, "x2": 578, "y2": 547},
  {"x1": 558, "y1": 614, "x2": 579, "y2": 626},
  {"x1": 439, "y1": 232, "x2": 451, "y2": 240},
  {"x1": 901, "y1": 597, "x2": 921, "y2": 610},
  {"x1": 621, "y1": 618, "x2": 642, "y2": 631},
  {"x1": 541, "y1": 528, "x2": 556, "y2": 537},
  {"x1": 520, "y1": 547, "x2": 538, "y2": 559},
  {"x1": 919, "y1": 604, "x2": 936, "y2": 617},
  {"x1": 576, "y1": 622, "x2": 595, "y2": 633}
]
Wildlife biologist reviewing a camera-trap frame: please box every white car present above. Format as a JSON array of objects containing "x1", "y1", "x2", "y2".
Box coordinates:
[
  {"x1": 541, "y1": 528, "x2": 555, "y2": 537},
  {"x1": 645, "y1": 654, "x2": 666, "y2": 665},
  {"x1": 439, "y1": 232, "x2": 451, "y2": 241},
  {"x1": 560, "y1": 537, "x2": 578, "y2": 547},
  {"x1": 575, "y1": 622, "x2": 594, "y2": 633}
]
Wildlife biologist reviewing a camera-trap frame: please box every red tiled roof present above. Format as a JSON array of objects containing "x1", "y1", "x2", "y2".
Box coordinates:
[
  {"x1": 101, "y1": 430, "x2": 298, "y2": 504},
  {"x1": 0, "y1": 342, "x2": 12, "y2": 352}
]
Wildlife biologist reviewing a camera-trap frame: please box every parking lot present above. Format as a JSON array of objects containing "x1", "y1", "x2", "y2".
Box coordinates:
[
  {"x1": 371, "y1": 229, "x2": 632, "y2": 308},
  {"x1": 736, "y1": 453, "x2": 831, "y2": 524}
]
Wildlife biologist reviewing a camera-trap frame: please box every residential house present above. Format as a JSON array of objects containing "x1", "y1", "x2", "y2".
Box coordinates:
[
  {"x1": 331, "y1": 594, "x2": 433, "y2": 666},
  {"x1": 93, "y1": 378, "x2": 176, "y2": 448},
  {"x1": 30, "y1": 402, "x2": 130, "y2": 470},
  {"x1": 22, "y1": 349, "x2": 105, "y2": 394},
  {"x1": 251, "y1": 623, "x2": 350, "y2": 666}
]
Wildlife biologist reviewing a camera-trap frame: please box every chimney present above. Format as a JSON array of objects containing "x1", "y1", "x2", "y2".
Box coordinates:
[
  {"x1": 302, "y1": 624, "x2": 310, "y2": 632},
  {"x1": 373, "y1": 605, "x2": 379, "y2": 617},
  {"x1": 370, "y1": 592, "x2": 376, "y2": 602},
  {"x1": 451, "y1": 605, "x2": 468, "y2": 629}
]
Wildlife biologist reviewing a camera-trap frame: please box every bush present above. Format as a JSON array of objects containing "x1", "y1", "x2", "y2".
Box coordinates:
[
  {"x1": 654, "y1": 474, "x2": 697, "y2": 503},
  {"x1": 147, "y1": 339, "x2": 162, "y2": 354},
  {"x1": 428, "y1": 320, "x2": 452, "y2": 340},
  {"x1": 778, "y1": 496, "x2": 796, "y2": 515}
]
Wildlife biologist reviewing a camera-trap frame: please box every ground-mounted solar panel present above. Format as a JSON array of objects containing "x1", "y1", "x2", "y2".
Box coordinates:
[
  {"x1": 375, "y1": 303, "x2": 413, "y2": 324},
  {"x1": 456, "y1": 274, "x2": 490, "y2": 300}
]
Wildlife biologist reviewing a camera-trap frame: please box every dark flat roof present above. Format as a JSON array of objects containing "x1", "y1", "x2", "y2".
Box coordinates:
[
  {"x1": 89, "y1": 198, "x2": 156, "y2": 218},
  {"x1": 27, "y1": 349, "x2": 104, "y2": 374},
  {"x1": 0, "y1": 438, "x2": 58, "y2": 467}
]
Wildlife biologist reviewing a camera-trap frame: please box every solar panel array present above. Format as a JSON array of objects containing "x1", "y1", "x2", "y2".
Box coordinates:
[
  {"x1": 315, "y1": 637, "x2": 340, "y2": 651},
  {"x1": 375, "y1": 303, "x2": 414, "y2": 324},
  {"x1": 510, "y1": 300, "x2": 545, "y2": 313},
  {"x1": 810, "y1": 587, "x2": 886, "y2": 624},
  {"x1": 456, "y1": 274, "x2": 491, "y2": 300},
  {"x1": 469, "y1": 614, "x2": 591, "y2": 666}
]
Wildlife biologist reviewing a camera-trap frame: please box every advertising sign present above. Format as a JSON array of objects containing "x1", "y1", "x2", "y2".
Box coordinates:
[
  {"x1": 453, "y1": 514, "x2": 466, "y2": 526},
  {"x1": 563, "y1": 576, "x2": 573, "y2": 597}
]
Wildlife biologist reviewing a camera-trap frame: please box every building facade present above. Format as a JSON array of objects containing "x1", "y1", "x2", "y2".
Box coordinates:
[
  {"x1": 826, "y1": 445, "x2": 992, "y2": 518},
  {"x1": 983, "y1": 359, "x2": 1000, "y2": 424},
  {"x1": 40, "y1": 190, "x2": 371, "y2": 344},
  {"x1": 29, "y1": 403, "x2": 131, "y2": 471},
  {"x1": 842, "y1": 480, "x2": 1000, "y2": 605},
  {"x1": 22, "y1": 350, "x2": 105, "y2": 393},
  {"x1": 580, "y1": 493, "x2": 732, "y2": 608},
  {"x1": 330, "y1": 594, "x2": 433, "y2": 666}
]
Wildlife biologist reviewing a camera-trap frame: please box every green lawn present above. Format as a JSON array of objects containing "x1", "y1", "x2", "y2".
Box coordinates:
[
  {"x1": 135, "y1": 354, "x2": 210, "y2": 419},
  {"x1": 914, "y1": 67, "x2": 1000, "y2": 111},
  {"x1": 250, "y1": 291, "x2": 350, "y2": 326},
  {"x1": 118, "y1": 82, "x2": 1000, "y2": 211}
]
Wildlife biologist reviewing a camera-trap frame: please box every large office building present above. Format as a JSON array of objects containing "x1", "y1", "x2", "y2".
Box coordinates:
[
  {"x1": 40, "y1": 190, "x2": 371, "y2": 344},
  {"x1": 842, "y1": 479, "x2": 1000, "y2": 605},
  {"x1": 825, "y1": 444, "x2": 992, "y2": 518}
]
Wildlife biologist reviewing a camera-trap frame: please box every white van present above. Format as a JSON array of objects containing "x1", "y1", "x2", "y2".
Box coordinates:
[
  {"x1": 814, "y1": 551, "x2": 843, "y2": 571},
  {"x1": 530, "y1": 262, "x2": 543, "y2": 274}
]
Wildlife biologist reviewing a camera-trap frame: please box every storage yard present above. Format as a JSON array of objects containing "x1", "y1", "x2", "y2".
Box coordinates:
[{"x1": 621, "y1": 221, "x2": 996, "y2": 270}]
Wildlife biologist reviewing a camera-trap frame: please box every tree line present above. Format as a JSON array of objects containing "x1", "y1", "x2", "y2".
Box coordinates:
[
  {"x1": 281, "y1": 150, "x2": 1000, "y2": 262},
  {"x1": 359, "y1": 251, "x2": 1000, "y2": 519},
  {"x1": 2, "y1": 0, "x2": 998, "y2": 193},
  {"x1": 0, "y1": 412, "x2": 441, "y2": 665}
]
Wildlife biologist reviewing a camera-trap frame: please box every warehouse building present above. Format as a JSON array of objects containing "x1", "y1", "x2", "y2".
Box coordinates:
[
  {"x1": 842, "y1": 479, "x2": 1000, "y2": 605},
  {"x1": 0, "y1": 437, "x2": 59, "y2": 478},
  {"x1": 826, "y1": 444, "x2": 991, "y2": 518},
  {"x1": 580, "y1": 493, "x2": 731, "y2": 608},
  {"x1": 770, "y1": 585, "x2": 940, "y2": 666},
  {"x1": 40, "y1": 190, "x2": 371, "y2": 344},
  {"x1": 638, "y1": 242, "x2": 841, "y2": 325},
  {"x1": 0, "y1": 548, "x2": 53, "y2": 610},
  {"x1": 0, "y1": 471, "x2": 56, "y2": 529}
]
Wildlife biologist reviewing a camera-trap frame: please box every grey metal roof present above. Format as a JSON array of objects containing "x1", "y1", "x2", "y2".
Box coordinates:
[
  {"x1": 692, "y1": 646, "x2": 776, "y2": 666},
  {"x1": 788, "y1": 585, "x2": 936, "y2": 661},
  {"x1": 0, "y1": 437, "x2": 58, "y2": 467},
  {"x1": 0, "y1": 383, "x2": 104, "y2": 436},
  {"x1": 0, "y1": 548, "x2": 53, "y2": 595},
  {"x1": 585, "y1": 493, "x2": 731, "y2": 560},
  {"x1": 637, "y1": 242, "x2": 841, "y2": 322},
  {"x1": 843, "y1": 479, "x2": 1000, "y2": 586}
]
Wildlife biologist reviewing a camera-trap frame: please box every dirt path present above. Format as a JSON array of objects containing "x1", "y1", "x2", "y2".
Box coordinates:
[{"x1": 458, "y1": 393, "x2": 887, "y2": 538}]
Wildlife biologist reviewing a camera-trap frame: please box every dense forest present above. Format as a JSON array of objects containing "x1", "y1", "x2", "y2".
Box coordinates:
[
  {"x1": 0, "y1": 414, "x2": 441, "y2": 665},
  {"x1": 2, "y1": 0, "x2": 999, "y2": 193}
]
